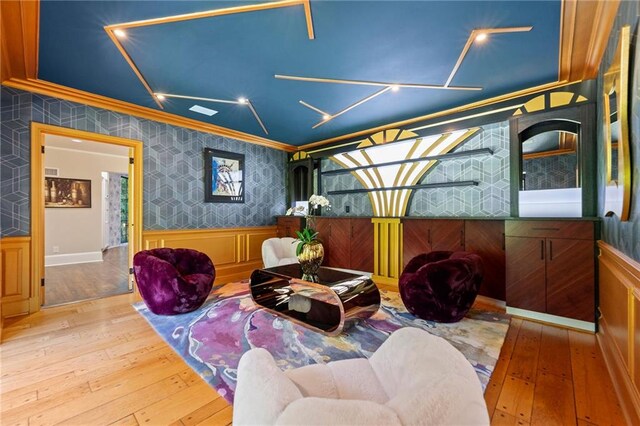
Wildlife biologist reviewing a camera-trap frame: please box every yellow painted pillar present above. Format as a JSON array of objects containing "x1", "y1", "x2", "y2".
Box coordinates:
[{"x1": 372, "y1": 218, "x2": 403, "y2": 289}]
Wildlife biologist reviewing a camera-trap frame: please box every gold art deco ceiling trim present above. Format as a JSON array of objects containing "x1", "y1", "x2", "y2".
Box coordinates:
[{"x1": 104, "y1": 0, "x2": 315, "y2": 109}]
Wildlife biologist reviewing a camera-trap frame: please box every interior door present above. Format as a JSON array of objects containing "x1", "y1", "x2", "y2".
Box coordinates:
[
  {"x1": 505, "y1": 236, "x2": 546, "y2": 312},
  {"x1": 127, "y1": 149, "x2": 134, "y2": 291},
  {"x1": 546, "y1": 238, "x2": 595, "y2": 321}
]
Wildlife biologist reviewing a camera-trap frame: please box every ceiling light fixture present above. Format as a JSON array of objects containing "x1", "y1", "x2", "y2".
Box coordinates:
[
  {"x1": 322, "y1": 114, "x2": 331, "y2": 121},
  {"x1": 113, "y1": 29, "x2": 126, "y2": 38},
  {"x1": 390, "y1": 85, "x2": 400, "y2": 92},
  {"x1": 475, "y1": 33, "x2": 488, "y2": 42},
  {"x1": 71, "y1": 139, "x2": 83, "y2": 143},
  {"x1": 150, "y1": 93, "x2": 268, "y2": 135},
  {"x1": 155, "y1": 94, "x2": 166, "y2": 101}
]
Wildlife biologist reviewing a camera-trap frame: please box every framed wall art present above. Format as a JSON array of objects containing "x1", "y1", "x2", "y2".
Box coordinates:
[
  {"x1": 45, "y1": 177, "x2": 92, "y2": 208},
  {"x1": 204, "y1": 148, "x2": 245, "y2": 203}
]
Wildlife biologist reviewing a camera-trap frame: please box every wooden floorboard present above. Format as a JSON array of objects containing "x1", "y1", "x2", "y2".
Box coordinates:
[
  {"x1": 1, "y1": 291, "x2": 627, "y2": 426},
  {"x1": 44, "y1": 245, "x2": 130, "y2": 306}
]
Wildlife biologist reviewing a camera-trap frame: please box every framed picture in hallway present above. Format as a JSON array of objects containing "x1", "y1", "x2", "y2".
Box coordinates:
[
  {"x1": 44, "y1": 177, "x2": 92, "y2": 208},
  {"x1": 204, "y1": 148, "x2": 245, "y2": 203}
]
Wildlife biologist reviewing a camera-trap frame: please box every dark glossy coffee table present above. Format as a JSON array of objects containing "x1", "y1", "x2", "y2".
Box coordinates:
[{"x1": 249, "y1": 264, "x2": 380, "y2": 336}]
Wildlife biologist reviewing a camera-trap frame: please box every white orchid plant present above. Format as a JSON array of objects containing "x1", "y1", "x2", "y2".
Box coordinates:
[{"x1": 293, "y1": 194, "x2": 331, "y2": 255}]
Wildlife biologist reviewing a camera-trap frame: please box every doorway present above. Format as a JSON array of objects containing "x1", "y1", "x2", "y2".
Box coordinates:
[{"x1": 30, "y1": 123, "x2": 143, "y2": 309}]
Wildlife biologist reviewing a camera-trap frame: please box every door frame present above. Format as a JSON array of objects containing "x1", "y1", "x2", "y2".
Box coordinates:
[{"x1": 30, "y1": 122, "x2": 143, "y2": 310}]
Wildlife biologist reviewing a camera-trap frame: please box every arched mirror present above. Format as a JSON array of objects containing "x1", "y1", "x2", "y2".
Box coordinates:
[
  {"x1": 288, "y1": 155, "x2": 314, "y2": 211},
  {"x1": 518, "y1": 120, "x2": 582, "y2": 217},
  {"x1": 603, "y1": 25, "x2": 631, "y2": 220}
]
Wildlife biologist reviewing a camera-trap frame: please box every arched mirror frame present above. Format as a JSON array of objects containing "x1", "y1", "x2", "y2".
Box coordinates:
[
  {"x1": 603, "y1": 25, "x2": 631, "y2": 220},
  {"x1": 509, "y1": 103, "x2": 597, "y2": 217},
  {"x1": 287, "y1": 156, "x2": 314, "y2": 208}
]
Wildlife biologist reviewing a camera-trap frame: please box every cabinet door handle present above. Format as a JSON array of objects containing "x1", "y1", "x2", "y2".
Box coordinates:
[
  {"x1": 350, "y1": 225, "x2": 354, "y2": 238},
  {"x1": 540, "y1": 240, "x2": 545, "y2": 260},
  {"x1": 460, "y1": 229, "x2": 464, "y2": 248},
  {"x1": 427, "y1": 229, "x2": 432, "y2": 245},
  {"x1": 502, "y1": 233, "x2": 506, "y2": 251},
  {"x1": 549, "y1": 241, "x2": 553, "y2": 260}
]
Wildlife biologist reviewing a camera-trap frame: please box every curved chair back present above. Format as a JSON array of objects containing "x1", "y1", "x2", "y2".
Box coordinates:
[
  {"x1": 133, "y1": 248, "x2": 215, "y2": 315},
  {"x1": 262, "y1": 237, "x2": 299, "y2": 268}
]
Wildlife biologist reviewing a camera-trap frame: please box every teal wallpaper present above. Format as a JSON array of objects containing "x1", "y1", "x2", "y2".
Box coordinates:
[
  {"x1": 1, "y1": 86, "x2": 287, "y2": 237},
  {"x1": 597, "y1": 0, "x2": 640, "y2": 261}
]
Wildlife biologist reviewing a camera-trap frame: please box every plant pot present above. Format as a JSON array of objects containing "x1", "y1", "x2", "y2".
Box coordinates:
[{"x1": 297, "y1": 241, "x2": 324, "y2": 277}]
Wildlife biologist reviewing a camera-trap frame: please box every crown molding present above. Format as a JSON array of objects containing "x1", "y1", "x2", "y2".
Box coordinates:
[{"x1": 3, "y1": 78, "x2": 296, "y2": 152}]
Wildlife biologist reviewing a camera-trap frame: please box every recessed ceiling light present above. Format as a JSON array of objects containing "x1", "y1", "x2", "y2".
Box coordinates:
[
  {"x1": 155, "y1": 94, "x2": 166, "y2": 101},
  {"x1": 237, "y1": 97, "x2": 247, "y2": 104},
  {"x1": 475, "y1": 33, "x2": 488, "y2": 42},
  {"x1": 390, "y1": 85, "x2": 400, "y2": 92},
  {"x1": 113, "y1": 29, "x2": 126, "y2": 38},
  {"x1": 71, "y1": 139, "x2": 83, "y2": 143},
  {"x1": 322, "y1": 114, "x2": 331, "y2": 121},
  {"x1": 189, "y1": 105, "x2": 218, "y2": 116}
]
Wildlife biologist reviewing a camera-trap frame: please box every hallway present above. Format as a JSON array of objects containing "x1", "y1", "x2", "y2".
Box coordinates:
[{"x1": 44, "y1": 245, "x2": 131, "y2": 306}]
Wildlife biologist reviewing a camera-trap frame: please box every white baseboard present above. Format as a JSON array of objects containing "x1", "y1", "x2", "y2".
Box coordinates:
[
  {"x1": 506, "y1": 306, "x2": 595, "y2": 332},
  {"x1": 45, "y1": 251, "x2": 103, "y2": 267}
]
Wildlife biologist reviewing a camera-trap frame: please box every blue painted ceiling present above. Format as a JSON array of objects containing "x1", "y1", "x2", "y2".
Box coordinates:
[{"x1": 38, "y1": 1, "x2": 561, "y2": 146}]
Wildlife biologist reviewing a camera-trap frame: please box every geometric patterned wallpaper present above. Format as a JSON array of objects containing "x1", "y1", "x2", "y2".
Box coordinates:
[
  {"x1": 321, "y1": 120, "x2": 511, "y2": 217},
  {"x1": 523, "y1": 153, "x2": 577, "y2": 190},
  {"x1": 0, "y1": 85, "x2": 287, "y2": 237},
  {"x1": 596, "y1": 0, "x2": 640, "y2": 262}
]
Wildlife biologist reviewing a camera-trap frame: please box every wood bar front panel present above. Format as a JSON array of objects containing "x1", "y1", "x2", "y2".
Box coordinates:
[
  {"x1": 546, "y1": 238, "x2": 595, "y2": 321},
  {"x1": 431, "y1": 220, "x2": 465, "y2": 252},
  {"x1": 465, "y1": 220, "x2": 506, "y2": 300},
  {"x1": 402, "y1": 219, "x2": 430, "y2": 269},
  {"x1": 315, "y1": 218, "x2": 351, "y2": 269},
  {"x1": 505, "y1": 236, "x2": 546, "y2": 312},
  {"x1": 276, "y1": 216, "x2": 304, "y2": 238},
  {"x1": 349, "y1": 218, "x2": 374, "y2": 273}
]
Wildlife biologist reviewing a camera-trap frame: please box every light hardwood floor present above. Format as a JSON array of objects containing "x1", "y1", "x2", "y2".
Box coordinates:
[
  {"x1": 0, "y1": 291, "x2": 627, "y2": 425},
  {"x1": 44, "y1": 245, "x2": 131, "y2": 306}
]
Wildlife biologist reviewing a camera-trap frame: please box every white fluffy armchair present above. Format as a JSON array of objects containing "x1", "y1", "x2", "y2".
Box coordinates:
[
  {"x1": 261, "y1": 237, "x2": 299, "y2": 268},
  {"x1": 233, "y1": 327, "x2": 489, "y2": 425}
]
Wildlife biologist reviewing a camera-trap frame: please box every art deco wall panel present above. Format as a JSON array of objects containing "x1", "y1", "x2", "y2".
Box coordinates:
[{"x1": 321, "y1": 121, "x2": 510, "y2": 217}]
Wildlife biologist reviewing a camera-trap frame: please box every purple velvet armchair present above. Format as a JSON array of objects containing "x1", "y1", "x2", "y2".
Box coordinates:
[
  {"x1": 133, "y1": 248, "x2": 216, "y2": 315},
  {"x1": 399, "y1": 251, "x2": 483, "y2": 323}
]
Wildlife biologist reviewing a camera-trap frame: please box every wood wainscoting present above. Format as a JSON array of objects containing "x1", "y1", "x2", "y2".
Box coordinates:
[
  {"x1": 598, "y1": 241, "x2": 640, "y2": 424},
  {"x1": 1, "y1": 236, "x2": 35, "y2": 318},
  {"x1": 142, "y1": 226, "x2": 277, "y2": 285}
]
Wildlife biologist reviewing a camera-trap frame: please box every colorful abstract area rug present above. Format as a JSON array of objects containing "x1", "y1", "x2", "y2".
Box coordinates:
[{"x1": 134, "y1": 280, "x2": 510, "y2": 404}]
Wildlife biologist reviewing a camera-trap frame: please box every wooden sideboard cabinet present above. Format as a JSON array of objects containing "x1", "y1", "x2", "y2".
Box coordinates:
[
  {"x1": 314, "y1": 217, "x2": 374, "y2": 273},
  {"x1": 464, "y1": 220, "x2": 506, "y2": 301},
  {"x1": 276, "y1": 216, "x2": 304, "y2": 238},
  {"x1": 505, "y1": 220, "x2": 597, "y2": 324},
  {"x1": 402, "y1": 219, "x2": 465, "y2": 269}
]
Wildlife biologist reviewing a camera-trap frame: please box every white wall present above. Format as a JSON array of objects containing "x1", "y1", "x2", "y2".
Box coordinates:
[{"x1": 44, "y1": 147, "x2": 128, "y2": 260}]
